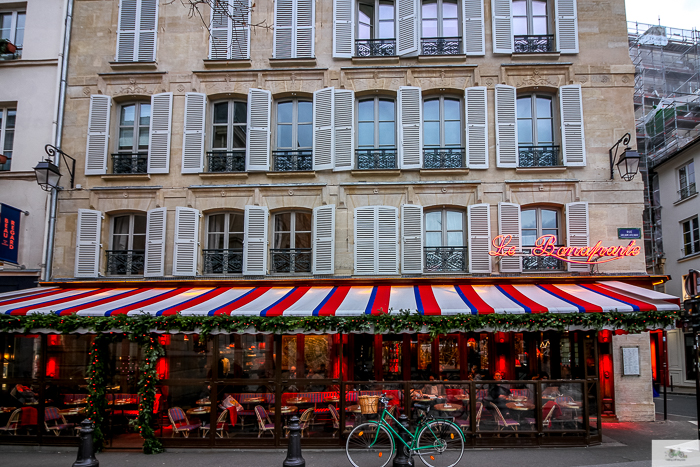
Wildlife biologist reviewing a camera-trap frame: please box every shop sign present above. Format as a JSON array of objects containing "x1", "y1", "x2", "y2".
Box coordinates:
[
  {"x1": 0, "y1": 203, "x2": 22, "y2": 265},
  {"x1": 617, "y1": 228, "x2": 641, "y2": 239},
  {"x1": 489, "y1": 234, "x2": 641, "y2": 265}
]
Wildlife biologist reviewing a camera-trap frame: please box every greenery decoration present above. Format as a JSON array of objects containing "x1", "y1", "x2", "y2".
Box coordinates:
[
  {"x1": 134, "y1": 335, "x2": 164, "y2": 454},
  {"x1": 85, "y1": 334, "x2": 110, "y2": 450}
]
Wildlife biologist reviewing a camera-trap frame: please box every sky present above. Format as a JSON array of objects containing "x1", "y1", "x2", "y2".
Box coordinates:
[{"x1": 625, "y1": 0, "x2": 700, "y2": 31}]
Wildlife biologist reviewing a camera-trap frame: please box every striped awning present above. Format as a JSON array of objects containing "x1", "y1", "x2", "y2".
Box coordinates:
[{"x1": 0, "y1": 281, "x2": 679, "y2": 317}]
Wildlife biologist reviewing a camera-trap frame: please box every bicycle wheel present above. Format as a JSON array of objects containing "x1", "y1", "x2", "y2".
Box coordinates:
[
  {"x1": 416, "y1": 420, "x2": 464, "y2": 467},
  {"x1": 346, "y1": 422, "x2": 395, "y2": 467}
]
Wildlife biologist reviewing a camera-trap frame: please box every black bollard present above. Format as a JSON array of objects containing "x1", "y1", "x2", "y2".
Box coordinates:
[
  {"x1": 282, "y1": 415, "x2": 305, "y2": 467},
  {"x1": 73, "y1": 419, "x2": 99, "y2": 467},
  {"x1": 392, "y1": 414, "x2": 414, "y2": 467}
]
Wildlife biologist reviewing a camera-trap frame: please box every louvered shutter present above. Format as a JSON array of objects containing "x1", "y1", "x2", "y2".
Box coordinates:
[
  {"x1": 296, "y1": 0, "x2": 315, "y2": 58},
  {"x1": 463, "y1": 0, "x2": 485, "y2": 55},
  {"x1": 116, "y1": 0, "x2": 137, "y2": 61},
  {"x1": 147, "y1": 92, "x2": 173, "y2": 174},
  {"x1": 398, "y1": 86, "x2": 423, "y2": 169},
  {"x1": 401, "y1": 204, "x2": 423, "y2": 274},
  {"x1": 243, "y1": 205, "x2": 269, "y2": 275},
  {"x1": 354, "y1": 207, "x2": 377, "y2": 275},
  {"x1": 137, "y1": 0, "x2": 158, "y2": 61},
  {"x1": 333, "y1": 0, "x2": 354, "y2": 58},
  {"x1": 495, "y1": 84, "x2": 518, "y2": 168},
  {"x1": 498, "y1": 203, "x2": 521, "y2": 273},
  {"x1": 396, "y1": 0, "x2": 418, "y2": 56},
  {"x1": 465, "y1": 86, "x2": 488, "y2": 169},
  {"x1": 231, "y1": 0, "x2": 251, "y2": 59},
  {"x1": 334, "y1": 89, "x2": 355, "y2": 171},
  {"x1": 468, "y1": 204, "x2": 492, "y2": 274},
  {"x1": 144, "y1": 207, "x2": 166, "y2": 277},
  {"x1": 313, "y1": 204, "x2": 336, "y2": 275},
  {"x1": 559, "y1": 85, "x2": 586, "y2": 166},
  {"x1": 182, "y1": 93, "x2": 206, "y2": 174},
  {"x1": 566, "y1": 202, "x2": 589, "y2": 272},
  {"x1": 274, "y1": 0, "x2": 294, "y2": 58},
  {"x1": 209, "y1": 0, "x2": 230, "y2": 59},
  {"x1": 377, "y1": 206, "x2": 399, "y2": 274},
  {"x1": 74, "y1": 209, "x2": 102, "y2": 278},
  {"x1": 85, "y1": 95, "x2": 111, "y2": 175},
  {"x1": 173, "y1": 207, "x2": 199, "y2": 276},
  {"x1": 555, "y1": 0, "x2": 578, "y2": 54},
  {"x1": 246, "y1": 88, "x2": 271, "y2": 171},
  {"x1": 313, "y1": 87, "x2": 335, "y2": 171},
  {"x1": 491, "y1": 0, "x2": 513, "y2": 54}
]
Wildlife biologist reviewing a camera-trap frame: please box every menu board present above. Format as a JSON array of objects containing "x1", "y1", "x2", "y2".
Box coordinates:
[{"x1": 622, "y1": 347, "x2": 640, "y2": 376}]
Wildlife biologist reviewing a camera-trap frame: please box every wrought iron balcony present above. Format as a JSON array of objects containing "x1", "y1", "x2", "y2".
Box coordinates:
[
  {"x1": 106, "y1": 250, "x2": 145, "y2": 276},
  {"x1": 206, "y1": 150, "x2": 245, "y2": 173},
  {"x1": 514, "y1": 35, "x2": 555, "y2": 53},
  {"x1": 678, "y1": 183, "x2": 697, "y2": 201},
  {"x1": 355, "y1": 38, "x2": 396, "y2": 57},
  {"x1": 112, "y1": 153, "x2": 148, "y2": 174},
  {"x1": 424, "y1": 246, "x2": 468, "y2": 272},
  {"x1": 518, "y1": 145, "x2": 561, "y2": 167},
  {"x1": 522, "y1": 248, "x2": 565, "y2": 271},
  {"x1": 270, "y1": 248, "x2": 312, "y2": 274},
  {"x1": 423, "y1": 147, "x2": 466, "y2": 169},
  {"x1": 356, "y1": 148, "x2": 398, "y2": 170},
  {"x1": 421, "y1": 37, "x2": 462, "y2": 55},
  {"x1": 203, "y1": 248, "x2": 243, "y2": 274},
  {"x1": 272, "y1": 150, "x2": 313, "y2": 172}
]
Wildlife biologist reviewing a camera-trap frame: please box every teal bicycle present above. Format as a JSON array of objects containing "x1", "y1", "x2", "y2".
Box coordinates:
[{"x1": 346, "y1": 394, "x2": 465, "y2": 467}]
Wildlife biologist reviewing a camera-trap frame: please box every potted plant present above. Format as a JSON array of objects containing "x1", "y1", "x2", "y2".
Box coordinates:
[
  {"x1": 0, "y1": 39, "x2": 17, "y2": 59},
  {"x1": 0, "y1": 154, "x2": 7, "y2": 164}
]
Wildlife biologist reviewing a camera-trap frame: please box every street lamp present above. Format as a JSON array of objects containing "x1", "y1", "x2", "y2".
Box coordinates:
[
  {"x1": 609, "y1": 133, "x2": 641, "y2": 181},
  {"x1": 33, "y1": 144, "x2": 76, "y2": 191}
]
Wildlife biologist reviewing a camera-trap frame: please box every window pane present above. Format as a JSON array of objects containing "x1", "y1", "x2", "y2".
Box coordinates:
[
  {"x1": 378, "y1": 20, "x2": 394, "y2": 38},
  {"x1": 541, "y1": 210, "x2": 558, "y2": 228},
  {"x1": 518, "y1": 120, "x2": 533, "y2": 144},
  {"x1": 208, "y1": 214, "x2": 225, "y2": 233},
  {"x1": 444, "y1": 99, "x2": 460, "y2": 120},
  {"x1": 379, "y1": 2, "x2": 394, "y2": 20},
  {"x1": 443, "y1": 19, "x2": 459, "y2": 37},
  {"x1": 133, "y1": 215, "x2": 147, "y2": 234},
  {"x1": 517, "y1": 97, "x2": 532, "y2": 118},
  {"x1": 228, "y1": 233, "x2": 244, "y2": 249},
  {"x1": 298, "y1": 101, "x2": 313, "y2": 123},
  {"x1": 532, "y1": 0, "x2": 547, "y2": 16},
  {"x1": 359, "y1": 23, "x2": 371, "y2": 39},
  {"x1": 522, "y1": 229, "x2": 537, "y2": 246},
  {"x1": 121, "y1": 105, "x2": 135, "y2": 125},
  {"x1": 14, "y1": 13, "x2": 25, "y2": 47},
  {"x1": 295, "y1": 233, "x2": 311, "y2": 249},
  {"x1": 277, "y1": 102, "x2": 293, "y2": 123},
  {"x1": 423, "y1": 19, "x2": 438, "y2": 37},
  {"x1": 379, "y1": 99, "x2": 395, "y2": 121},
  {"x1": 233, "y1": 102, "x2": 247, "y2": 123},
  {"x1": 533, "y1": 17, "x2": 548, "y2": 35},
  {"x1": 542, "y1": 230, "x2": 558, "y2": 243},
  {"x1": 521, "y1": 210, "x2": 536, "y2": 229},
  {"x1": 358, "y1": 122, "x2": 374, "y2": 147},
  {"x1": 232, "y1": 125, "x2": 246, "y2": 148},
  {"x1": 119, "y1": 128, "x2": 134, "y2": 150},
  {"x1": 513, "y1": 17, "x2": 528, "y2": 35},
  {"x1": 274, "y1": 233, "x2": 291, "y2": 249},
  {"x1": 5, "y1": 109, "x2": 15, "y2": 128},
  {"x1": 277, "y1": 124, "x2": 292, "y2": 148},
  {"x1": 276, "y1": 213, "x2": 291, "y2": 232},
  {"x1": 113, "y1": 216, "x2": 130, "y2": 235},
  {"x1": 444, "y1": 121, "x2": 461, "y2": 146},
  {"x1": 139, "y1": 104, "x2": 151, "y2": 126},
  {"x1": 0, "y1": 14, "x2": 11, "y2": 39},
  {"x1": 424, "y1": 122, "x2": 440, "y2": 146},
  {"x1": 536, "y1": 97, "x2": 552, "y2": 117},
  {"x1": 359, "y1": 3, "x2": 373, "y2": 26},
  {"x1": 378, "y1": 122, "x2": 395, "y2": 146},
  {"x1": 537, "y1": 118, "x2": 553, "y2": 144},
  {"x1": 512, "y1": 0, "x2": 527, "y2": 16},
  {"x1": 138, "y1": 128, "x2": 149, "y2": 150},
  {"x1": 230, "y1": 212, "x2": 245, "y2": 233},
  {"x1": 424, "y1": 99, "x2": 440, "y2": 120},
  {"x1": 358, "y1": 100, "x2": 374, "y2": 121},
  {"x1": 132, "y1": 234, "x2": 146, "y2": 250},
  {"x1": 443, "y1": 1, "x2": 458, "y2": 18},
  {"x1": 295, "y1": 212, "x2": 312, "y2": 232},
  {"x1": 112, "y1": 235, "x2": 128, "y2": 250},
  {"x1": 425, "y1": 231, "x2": 442, "y2": 247},
  {"x1": 214, "y1": 102, "x2": 228, "y2": 124},
  {"x1": 297, "y1": 123, "x2": 312, "y2": 148},
  {"x1": 422, "y1": 1, "x2": 437, "y2": 18},
  {"x1": 425, "y1": 211, "x2": 442, "y2": 231},
  {"x1": 446, "y1": 231, "x2": 463, "y2": 246},
  {"x1": 213, "y1": 126, "x2": 228, "y2": 148},
  {"x1": 446, "y1": 211, "x2": 463, "y2": 230}
]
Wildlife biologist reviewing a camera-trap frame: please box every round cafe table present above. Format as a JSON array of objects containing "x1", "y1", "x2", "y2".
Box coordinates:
[
  {"x1": 270, "y1": 405, "x2": 298, "y2": 428},
  {"x1": 285, "y1": 398, "x2": 309, "y2": 405},
  {"x1": 324, "y1": 396, "x2": 340, "y2": 404},
  {"x1": 454, "y1": 395, "x2": 470, "y2": 402},
  {"x1": 187, "y1": 406, "x2": 211, "y2": 416},
  {"x1": 507, "y1": 396, "x2": 528, "y2": 402},
  {"x1": 242, "y1": 397, "x2": 266, "y2": 405},
  {"x1": 0, "y1": 407, "x2": 16, "y2": 413},
  {"x1": 506, "y1": 402, "x2": 535, "y2": 411},
  {"x1": 433, "y1": 403, "x2": 462, "y2": 419},
  {"x1": 196, "y1": 398, "x2": 211, "y2": 406},
  {"x1": 59, "y1": 407, "x2": 85, "y2": 417}
]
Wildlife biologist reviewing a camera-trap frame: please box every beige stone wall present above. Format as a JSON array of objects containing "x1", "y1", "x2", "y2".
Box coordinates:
[{"x1": 612, "y1": 332, "x2": 655, "y2": 421}]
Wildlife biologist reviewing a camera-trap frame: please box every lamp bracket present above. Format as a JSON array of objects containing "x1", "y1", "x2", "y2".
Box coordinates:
[
  {"x1": 608, "y1": 133, "x2": 632, "y2": 180},
  {"x1": 44, "y1": 144, "x2": 76, "y2": 190}
]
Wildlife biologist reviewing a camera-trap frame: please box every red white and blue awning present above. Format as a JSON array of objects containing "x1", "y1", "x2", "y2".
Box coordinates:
[{"x1": 0, "y1": 281, "x2": 679, "y2": 317}]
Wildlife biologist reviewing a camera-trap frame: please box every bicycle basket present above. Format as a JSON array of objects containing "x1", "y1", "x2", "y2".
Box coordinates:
[{"x1": 358, "y1": 395, "x2": 380, "y2": 414}]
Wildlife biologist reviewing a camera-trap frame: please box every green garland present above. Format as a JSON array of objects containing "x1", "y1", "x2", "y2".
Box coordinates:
[
  {"x1": 134, "y1": 335, "x2": 164, "y2": 454},
  {"x1": 85, "y1": 334, "x2": 110, "y2": 451}
]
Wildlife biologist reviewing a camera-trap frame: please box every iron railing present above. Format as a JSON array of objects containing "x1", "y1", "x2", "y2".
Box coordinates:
[
  {"x1": 206, "y1": 151, "x2": 245, "y2": 173},
  {"x1": 203, "y1": 248, "x2": 243, "y2": 274},
  {"x1": 272, "y1": 150, "x2": 313, "y2": 172},
  {"x1": 678, "y1": 183, "x2": 697, "y2": 201},
  {"x1": 356, "y1": 38, "x2": 396, "y2": 57},
  {"x1": 522, "y1": 248, "x2": 565, "y2": 271},
  {"x1": 421, "y1": 37, "x2": 462, "y2": 55},
  {"x1": 356, "y1": 148, "x2": 398, "y2": 170},
  {"x1": 106, "y1": 250, "x2": 145, "y2": 276},
  {"x1": 270, "y1": 248, "x2": 312, "y2": 274},
  {"x1": 518, "y1": 145, "x2": 561, "y2": 167},
  {"x1": 514, "y1": 35, "x2": 556, "y2": 53},
  {"x1": 424, "y1": 246, "x2": 468, "y2": 272},
  {"x1": 112, "y1": 153, "x2": 148, "y2": 174},
  {"x1": 423, "y1": 147, "x2": 466, "y2": 169}
]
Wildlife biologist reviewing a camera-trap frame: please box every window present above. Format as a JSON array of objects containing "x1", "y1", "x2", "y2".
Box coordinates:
[
  {"x1": 421, "y1": 0, "x2": 460, "y2": 55},
  {"x1": 356, "y1": 0, "x2": 395, "y2": 56},
  {"x1": 424, "y1": 209, "x2": 466, "y2": 272},
  {"x1": 116, "y1": 0, "x2": 158, "y2": 62},
  {"x1": 678, "y1": 161, "x2": 696, "y2": 201},
  {"x1": 512, "y1": 0, "x2": 554, "y2": 52},
  {"x1": 0, "y1": 108, "x2": 16, "y2": 172},
  {"x1": 682, "y1": 216, "x2": 700, "y2": 257},
  {"x1": 107, "y1": 214, "x2": 146, "y2": 275},
  {"x1": 209, "y1": 100, "x2": 247, "y2": 172},
  {"x1": 357, "y1": 97, "x2": 396, "y2": 169},
  {"x1": 114, "y1": 102, "x2": 151, "y2": 174},
  {"x1": 272, "y1": 211, "x2": 312, "y2": 273},
  {"x1": 423, "y1": 97, "x2": 465, "y2": 168},
  {"x1": 521, "y1": 207, "x2": 563, "y2": 270},
  {"x1": 0, "y1": 11, "x2": 25, "y2": 58},
  {"x1": 274, "y1": 100, "x2": 312, "y2": 171},
  {"x1": 204, "y1": 212, "x2": 244, "y2": 274},
  {"x1": 517, "y1": 94, "x2": 559, "y2": 167}
]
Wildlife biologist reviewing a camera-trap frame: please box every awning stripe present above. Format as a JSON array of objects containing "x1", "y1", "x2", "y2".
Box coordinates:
[
  {"x1": 54, "y1": 288, "x2": 144, "y2": 316},
  {"x1": 0, "y1": 288, "x2": 63, "y2": 307},
  {"x1": 261, "y1": 287, "x2": 311, "y2": 317},
  {"x1": 105, "y1": 288, "x2": 190, "y2": 316},
  {"x1": 210, "y1": 287, "x2": 268, "y2": 315},
  {"x1": 454, "y1": 285, "x2": 493, "y2": 314},
  {"x1": 313, "y1": 286, "x2": 351, "y2": 316},
  {"x1": 580, "y1": 284, "x2": 655, "y2": 312},
  {"x1": 536, "y1": 285, "x2": 592, "y2": 313},
  {"x1": 415, "y1": 286, "x2": 441, "y2": 316},
  {"x1": 6, "y1": 289, "x2": 105, "y2": 316},
  {"x1": 157, "y1": 288, "x2": 229, "y2": 316},
  {"x1": 365, "y1": 286, "x2": 391, "y2": 315},
  {"x1": 496, "y1": 285, "x2": 548, "y2": 313}
]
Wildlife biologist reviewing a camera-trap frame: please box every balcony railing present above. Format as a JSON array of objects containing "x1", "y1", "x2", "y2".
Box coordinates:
[
  {"x1": 421, "y1": 37, "x2": 462, "y2": 55},
  {"x1": 203, "y1": 248, "x2": 243, "y2": 274},
  {"x1": 423, "y1": 148, "x2": 466, "y2": 169},
  {"x1": 112, "y1": 153, "x2": 148, "y2": 174},
  {"x1": 206, "y1": 150, "x2": 245, "y2": 173},
  {"x1": 518, "y1": 145, "x2": 561, "y2": 167},
  {"x1": 270, "y1": 248, "x2": 312, "y2": 274},
  {"x1": 514, "y1": 35, "x2": 555, "y2": 53},
  {"x1": 356, "y1": 148, "x2": 398, "y2": 170},
  {"x1": 106, "y1": 250, "x2": 145, "y2": 276},
  {"x1": 424, "y1": 246, "x2": 468, "y2": 272},
  {"x1": 522, "y1": 248, "x2": 565, "y2": 271},
  {"x1": 356, "y1": 38, "x2": 396, "y2": 57},
  {"x1": 679, "y1": 183, "x2": 697, "y2": 201},
  {"x1": 272, "y1": 150, "x2": 313, "y2": 172}
]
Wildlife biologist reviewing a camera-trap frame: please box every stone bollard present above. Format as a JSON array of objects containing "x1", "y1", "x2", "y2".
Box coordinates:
[
  {"x1": 392, "y1": 414, "x2": 414, "y2": 467},
  {"x1": 73, "y1": 419, "x2": 99, "y2": 467},
  {"x1": 282, "y1": 415, "x2": 305, "y2": 467}
]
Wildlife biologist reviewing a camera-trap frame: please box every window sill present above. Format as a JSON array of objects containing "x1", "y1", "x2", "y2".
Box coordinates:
[
  {"x1": 419, "y1": 168, "x2": 470, "y2": 176},
  {"x1": 515, "y1": 166, "x2": 567, "y2": 173},
  {"x1": 679, "y1": 251, "x2": 700, "y2": 263},
  {"x1": 108, "y1": 61, "x2": 158, "y2": 71},
  {"x1": 352, "y1": 56, "x2": 400, "y2": 65},
  {"x1": 0, "y1": 58, "x2": 58, "y2": 67},
  {"x1": 351, "y1": 169, "x2": 401, "y2": 176},
  {"x1": 202, "y1": 59, "x2": 252, "y2": 69},
  {"x1": 417, "y1": 54, "x2": 466, "y2": 63},
  {"x1": 0, "y1": 170, "x2": 37, "y2": 181},
  {"x1": 511, "y1": 52, "x2": 561, "y2": 60},
  {"x1": 673, "y1": 192, "x2": 698, "y2": 206},
  {"x1": 268, "y1": 57, "x2": 317, "y2": 67},
  {"x1": 101, "y1": 174, "x2": 151, "y2": 181},
  {"x1": 266, "y1": 171, "x2": 316, "y2": 178},
  {"x1": 198, "y1": 172, "x2": 249, "y2": 179}
]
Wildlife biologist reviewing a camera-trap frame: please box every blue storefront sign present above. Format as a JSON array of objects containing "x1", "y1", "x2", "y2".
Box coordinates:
[
  {"x1": 0, "y1": 203, "x2": 22, "y2": 264},
  {"x1": 617, "y1": 228, "x2": 642, "y2": 239}
]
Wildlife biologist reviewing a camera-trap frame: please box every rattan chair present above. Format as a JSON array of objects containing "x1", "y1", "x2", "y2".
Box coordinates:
[
  {"x1": 254, "y1": 405, "x2": 275, "y2": 438},
  {"x1": 167, "y1": 407, "x2": 201, "y2": 438},
  {"x1": 489, "y1": 402, "x2": 519, "y2": 431}
]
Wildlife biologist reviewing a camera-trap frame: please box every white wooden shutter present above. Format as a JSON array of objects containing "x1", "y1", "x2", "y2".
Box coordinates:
[
  {"x1": 401, "y1": 204, "x2": 423, "y2": 274},
  {"x1": 555, "y1": 0, "x2": 579, "y2": 54},
  {"x1": 182, "y1": 93, "x2": 206, "y2": 174},
  {"x1": 463, "y1": 0, "x2": 485, "y2": 55},
  {"x1": 274, "y1": 0, "x2": 294, "y2": 58},
  {"x1": 468, "y1": 204, "x2": 492, "y2": 274},
  {"x1": 246, "y1": 88, "x2": 271, "y2": 171},
  {"x1": 147, "y1": 92, "x2": 173, "y2": 174},
  {"x1": 354, "y1": 207, "x2": 377, "y2": 275},
  {"x1": 491, "y1": 0, "x2": 513, "y2": 54},
  {"x1": 498, "y1": 202, "x2": 521, "y2": 273},
  {"x1": 465, "y1": 86, "x2": 488, "y2": 169},
  {"x1": 398, "y1": 86, "x2": 423, "y2": 169},
  {"x1": 116, "y1": 0, "x2": 137, "y2": 61},
  {"x1": 144, "y1": 207, "x2": 166, "y2": 277},
  {"x1": 377, "y1": 206, "x2": 399, "y2": 274},
  {"x1": 334, "y1": 89, "x2": 355, "y2": 171},
  {"x1": 231, "y1": 0, "x2": 251, "y2": 59},
  {"x1": 137, "y1": 0, "x2": 158, "y2": 61},
  {"x1": 566, "y1": 202, "x2": 589, "y2": 272},
  {"x1": 295, "y1": 0, "x2": 315, "y2": 58},
  {"x1": 396, "y1": 0, "x2": 418, "y2": 56},
  {"x1": 209, "y1": 0, "x2": 231, "y2": 59},
  {"x1": 495, "y1": 84, "x2": 518, "y2": 168},
  {"x1": 313, "y1": 204, "x2": 336, "y2": 275},
  {"x1": 313, "y1": 87, "x2": 335, "y2": 171},
  {"x1": 243, "y1": 205, "x2": 269, "y2": 275},
  {"x1": 173, "y1": 207, "x2": 199, "y2": 276},
  {"x1": 85, "y1": 95, "x2": 111, "y2": 175},
  {"x1": 75, "y1": 210, "x2": 102, "y2": 278},
  {"x1": 333, "y1": 0, "x2": 354, "y2": 58},
  {"x1": 559, "y1": 85, "x2": 586, "y2": 166}
]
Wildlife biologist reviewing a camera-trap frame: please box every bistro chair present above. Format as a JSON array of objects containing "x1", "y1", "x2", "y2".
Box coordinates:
[
  {"x1": 457, "y1": 401, "x2": 483, "y2": 433},
  {"x1": 201, "y1": 409, "x2": 229, "y2": 438},
  {"x1": 285, "y1": 407, "x2": 314, "y2": 438},
  {"x1": 329, "y1": 404, "x2": 353, "y2": 437},
  {"x1": 255, "y1": 405, "x2": 275, "y2": 438},
  {"x1": 0, "y1": 409, "x2": 21, "y2": 435},
  {"x1": 524, "y1": 401, "x2": 560, "y2": 428},
  {"x1": 44, "y1": 407, "x2": 74, "y2": 436},
  {"x1": 488, "y1": 402, "x2": 519, "y2": 431},
  {"x1": 167, "y1": 407, "x2": 201, "y2": 438}
]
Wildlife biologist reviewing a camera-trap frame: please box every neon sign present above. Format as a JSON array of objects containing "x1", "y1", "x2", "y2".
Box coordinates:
[{"x1": 488, "y1": 234, "x2": 641, "y2": 265}]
